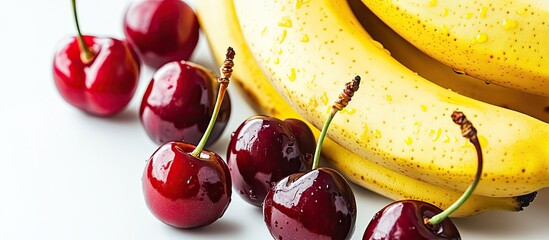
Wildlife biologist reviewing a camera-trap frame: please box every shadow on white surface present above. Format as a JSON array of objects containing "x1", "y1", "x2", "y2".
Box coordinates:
[
  {"x1": 102, "y1": 108, "x2": 141, "y2": 125},
  {"x1": 453, "y1": 188, "x2": 549, "y2": 239},
  {"x1": 168, "y1": 218, "x2": 245, "y2": 236}
]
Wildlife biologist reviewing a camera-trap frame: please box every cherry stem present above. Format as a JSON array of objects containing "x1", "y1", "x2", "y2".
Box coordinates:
[
  {"x1": 312, "y1": 76, "x2": 361, "y2": 169},
  {"x1": 71, "y1": 0, "x2": 94, "y2": 63},
  {"x1": 312, "y1": 108, "x2": 337, "y2": 169},
  {"x1": 428, "y1": 111, "x2": 482, "y2": 226},
  {"x1": 191, "y1": 47, "x2": 235, "y2": 157}
]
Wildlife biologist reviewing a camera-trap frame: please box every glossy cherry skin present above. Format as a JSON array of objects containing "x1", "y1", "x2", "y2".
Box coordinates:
[
  {"x1": 124, "y1": 0, "x2": 199, "y2": 69},
  {"x1": 139, "y1": 61, "x2": 231, "y2": 146},
  {"x1": 226, "y1": 116, "x2": 315, "y2": 206},
  {"x1": 363, "y1": 200, "x2": 460, "y2": 240},
  {"x1": 142, "y1": 141, "x2": 232, "y2": 228},
  {"x1": 53, "y1": 36, "x2": 140, "y2": 116},
  {"x1": 264, "y1": 168, "x2": 357, "y2": 240}
]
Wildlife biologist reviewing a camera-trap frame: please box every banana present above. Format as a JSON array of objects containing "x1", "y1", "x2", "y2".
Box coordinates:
[
  {"x1": 359, "y1": 0, "x2": 549, "y2": 97},
  {"x1": 348, "y1": 0, "x2": 549, "y2": 123},
  {"x1": 232, "y1": 0, "x2": 549, "y2": 197},
  {"x1": 194, "y1": 0, "x2": 536, "y2": 216}
]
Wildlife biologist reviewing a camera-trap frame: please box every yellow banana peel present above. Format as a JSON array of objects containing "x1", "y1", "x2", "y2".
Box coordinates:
[
  {"x1": 360, "y1": 0, "x2": 549, "y2": 97},
  {"x1": 232, "y1": 0, "x2": 549, "y2": 197},
  {"x1": 195, "y1": 0, "x2": 536, "y2": 217},
  {"x1": 348, "y1": 0, "x2": 549, "y2": 123}
]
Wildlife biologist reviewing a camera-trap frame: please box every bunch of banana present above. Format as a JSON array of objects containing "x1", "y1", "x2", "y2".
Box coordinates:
[
  {"x1": 348, "y1": 0, "x2": 549, "y2": 123},
  {"x1": 195, "y1": 0, "x2": 537, "y2": 217},
  {"x1": 228, "y1": 0, "x2": 549, "y2": 198},
  {"x1": 360, "y1": 0, "x2": 549, "y2": 97}
]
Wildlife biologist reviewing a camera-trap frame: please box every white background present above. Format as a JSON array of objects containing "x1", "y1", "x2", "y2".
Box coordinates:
[{"x1": 0, "y1": 0, "x2": 547, "y2": 239}]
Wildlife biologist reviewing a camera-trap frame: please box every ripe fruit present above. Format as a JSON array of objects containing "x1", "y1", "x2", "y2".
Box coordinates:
[
  {"x1": 363, "y1": 201, "x2": 459, "y2": 240},
  {"x1": 226, "y1": 116, "x2": 315, "y2": 206},
  {"x1": 142, "y1": 47, "x2": 235, "y2": 228},
  {"x1": 263, "y1": 76, "x2": 360, "y2": 240},
  {"x1": 139, "y1": 61, "x2": 231, "y2": 146},
  {"x1": 124, "y1": 0, "x2": 199, "y2": 69},
  {"x1": 264, "y1": 168, "x2": 357, "y2": 239},
  {"x1": 143, "y1": 141, "x2": 232, "y2": 228},
  {"x1": 231, "y1": 0, "x2": 549, "y2": 198},
  {"x1": 53, "y1": 0, "x2": 139, "y2": 116},
  {"x1": 360, "y1": 0, "x2": 549, "y2": 96},
  {"x1": 363, "y1": 112, "x2": 482, "y2": 240},
  {"x1": 195, "y1": 0, "x2": 536, "y2": 217}
]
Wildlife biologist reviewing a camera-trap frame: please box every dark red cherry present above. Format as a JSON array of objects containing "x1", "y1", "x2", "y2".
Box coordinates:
[
  {"x1": 124, "y1": 0, "x2": 199, "y2": 69},
  {"x1": 284, "y1": 118, "x2": 317, "y2": 155},
  {"x1": 142, "y1": 142, "x2": 231, "y2": 228},
  {"x1": 363, "y1": 200, "x2": 460, "y2": 240},
  {"x1": 263, "y1": 168, "x2": 357, "y2": 240},
  {"x1": 226, "y1": 116, "x2": 314, "y2": 206},
  {"x1": 263, "y1": 76, "x2": 361, "y2": 240},
  {"x1": 139, "y1": 61, "x2": 231, "y2": 146},
  {"x1": 364, "y1": 111, "x2": 489, "y2": 240}
]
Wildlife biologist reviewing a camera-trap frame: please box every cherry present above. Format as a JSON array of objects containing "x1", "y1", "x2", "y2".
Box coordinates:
[
  {"x1": 143, "y1": 141, "x2": 231, "y2": 228},
  {"x1": 124, "y1": 0, "x2": 199, "y2": 69},
  {"x1": 263, "y1": 76, "x2": 361, "y2": 240},
  {"x1": 142, "y1": 47, "x2": 235, "y2": 228},
  {"x1": 264, "y1": 167, "x2": 357, "y2": 240},
  {"x1": 53, "y1": 0, "x2": 139, "y2": 116},
  {"x1": 139, "y1": 61, "x2": 231, "y2": 146},
  {"x1": 363, "y1": 111, "x2": 483, "y2": 240},
  {"x1": 226, "y1": 116, "x2": 315, "y2": 207},
  {"x1": 363, "y1": 201, "x2": 459, "y2": 240}
]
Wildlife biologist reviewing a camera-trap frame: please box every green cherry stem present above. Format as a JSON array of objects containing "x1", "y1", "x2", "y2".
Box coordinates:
[
  {"x1": 191, "y1": 47, "x2": 235, "y2": 157},
  {"x1": 428, "y1": 111, "x2": 483, "y2": 225},
  {"x1": 312, "y1": 108, "x2": 336, "y2": 170},
  {"x1": 71, "y1": 0, "x2": 94, "y2": 63},
  {"x1": 312, "y1": 76, "x2": 361, "y2": 169}
]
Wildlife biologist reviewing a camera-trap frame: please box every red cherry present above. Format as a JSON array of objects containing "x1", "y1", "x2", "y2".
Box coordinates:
[
  {"x1": 53, "y1": 1, "x2": 139, "y2": 116},
  {"x1": 142, "y1": 142, "x2": 231, "y2": 228},
  {"x1": 124, "y1": 0, "x2": 199, "y2": 69},
  {"x1": 139, "y1": 61, "x2": 231, "y2": 146},
  {"x1": 264, "y1": 168, "x2": 357, "y2": 239},
  {"x1": 363, "y1": 200, "x2": 460, "y2": 240},
  {"x1": 226, "y1": 116, "x2": 314, "y2": 206},
  {"x1": 364, "y1": 111, "x2": 488, "y2": 240},
  {"x1": 142, "y1": 47, "x2": 235, "y2": 229},
  {"x1": 263, "y1": 76, "x2": 361, "y2": 240},
  {"x1": 284, "y1": 118, "x2": 317, "y2": 155}
]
